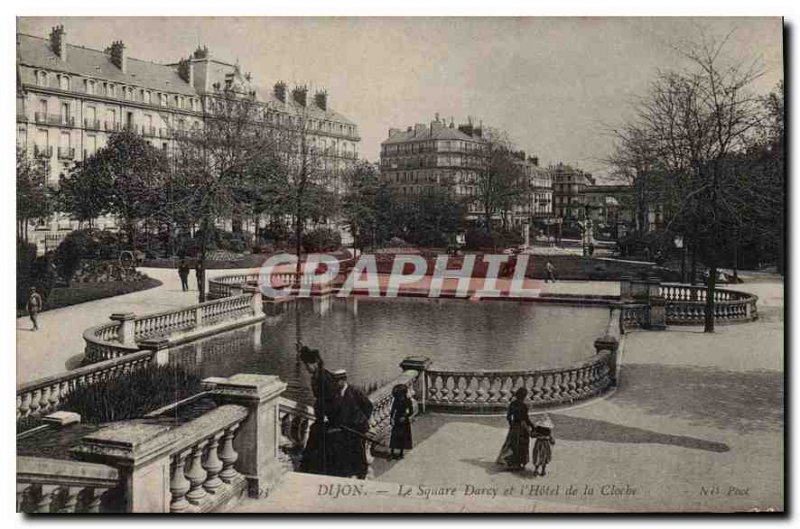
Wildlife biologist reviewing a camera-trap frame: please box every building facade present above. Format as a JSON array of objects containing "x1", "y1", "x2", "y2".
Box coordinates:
[
  {"x1": 17, "y1": 26, "x2": 360, "y2": 253},
  {"x1": 550, "y1": 163, "x2": 595, "y2": 221}
]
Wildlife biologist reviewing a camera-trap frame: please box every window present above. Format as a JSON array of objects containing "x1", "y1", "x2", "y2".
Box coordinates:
[
  {"x1": 17, "y1": 128, "x2": 27, "y2": 149},
  {"x1": 144, "y1": 91, "x2": 152, "y2": 104},
  {"x1": 38, "y1": 99, "x2": 48, "y2": 117},
  {"x1": 160, "y1": 94, "x2": 168, "y2": 107},
  {"x1": 86, "y1": 135, "x2": 97, "y2": 157},
  {"x1": 60, "y1": 102, "x2": 70, "y2": 124},
  {"x1": 107, "y1": 84, "x2": 115, "y2": 97},
  {"x1": 37, "y1": 71, "x2": 48, "y2": 87},
  {"x1": 59, "y1": 75, "x2": 69, "y2": 91}
]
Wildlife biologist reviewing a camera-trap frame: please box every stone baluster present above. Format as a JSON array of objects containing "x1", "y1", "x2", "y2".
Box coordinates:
[
  {"x1": 218, "y1": 424, "x2": 240, "y2": 483},
  {"x1": 60, "y1": 486, "x2": 82, "y2": 513},
  {"x1": 169, "y1": 449, "x2": 191, "y2": 512},
  {"x1": 184, "y1": 440, "x2": 209, "y2": 504},
  {"x1": 36, "y1": 484, "x2": 59, "y2": 513},
  {"x1": 203, "y1": 432, "x2": 225, "y2": 493},
  {"x1": 85, "y1": 487, "x2": 109, "y2": 513}
]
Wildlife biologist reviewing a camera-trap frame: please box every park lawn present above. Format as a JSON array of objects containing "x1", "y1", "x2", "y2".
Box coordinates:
[{"x1": 16, "y1": 277, "x2": 162, "y2": 317}]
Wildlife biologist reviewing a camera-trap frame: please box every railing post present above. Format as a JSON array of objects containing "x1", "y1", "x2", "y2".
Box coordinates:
[
  {"x1": 243, "y1": 285, "x2": 263, "y2": 316},
  {"x1": 619, "y1": 275, "x2": 632, "y2": 301},
  {"x1": 205, "y1": 374, "x2": 287, "y2": 498},
  {"x1": 647, "y1": 277, "x2": 667, "y2": 330},
  {"x1": 139, "y1": 338, "x2": 170, "y2": 365},
  {"x1": 72, "y1": 423, "x2": 174, "y2": 513},
  {"x1": 195, "y1": 305, "x2": 203, "y2": 328},
  {"x1": 110, "y1": 313, "x2": 136, "y2": 346},
  {"x1": 400, "y1": 356, "x2": 432, "y2": 413}
]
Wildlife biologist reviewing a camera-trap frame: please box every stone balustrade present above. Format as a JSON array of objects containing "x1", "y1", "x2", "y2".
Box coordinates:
[
  {"x1": 17, "y1": 350, "x2": 155, "y2": 424},
  {"x1": 621, "y1": 303, "x2": 649, "y2": 330},
  {"x1": 17, "y1": 456, "x2": 120, "y2": 513},
  {"x1": 84, "y1": 292, "x2": 263, "y2": 363},
  {"x1": 424, "y1": 352, "x2": 614, "y2": 413},
  {"x1": 72, "y1": 403, "x2": 251, "y2": 513},
  {"x1": 659, "y1": 284, "x2": 758, "y2": 325},
  {"x1": 208, "y1": 272, "x2": 261, "y2": 299}
]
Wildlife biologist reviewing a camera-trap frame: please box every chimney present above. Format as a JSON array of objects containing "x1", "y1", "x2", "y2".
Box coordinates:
[
  {"x1": 407, "y1": 126, "x2": 412, "y2": 132},
  {"x1": 274, "y1": 81, "x2": 287, "y2": 103},
  {"x1": 291, "y1": 85, "x2": 308, "y2": 107},
  {"x1": 177, "y1": 58, "x2": 194, "y2": 85},
  {"x1": 414, "y1": 123, "x2": 427, "y2": 136},
  {"x1": 49, "y1": 25, "x2": 66, "y2": 61},
  {"x1": 193, "y1": 45, "x2": 209, "y2": 59},
  {"x1": 532, "y1": 156, "x2": 539, "y2": 167},
  {"x1": 107, "y1": 41, "x2": 127, "y2": 72},
  {"x1": 388, "y1": 128, "x2": 401, "y2": 138},
  {"x1": 314, "y1": 90, "x2": 328, "y2": 111}
]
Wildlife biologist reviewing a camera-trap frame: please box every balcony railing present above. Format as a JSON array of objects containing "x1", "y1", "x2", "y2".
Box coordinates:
[
  {"x1": 57, "y1": 147, "x2": 75, "y2": 160},
  {"x1": 84, "y1": 118, "x2": 101, "y2": 130},
  {"x1": 33, "y1": 146, "x2": 53, "y2": 158},
  {"x1": 34, "y1": 114, "x2": 75, "y2": 127},
  {"x1": 104, "y1": 121, "x2": 120, "y2": 132}
]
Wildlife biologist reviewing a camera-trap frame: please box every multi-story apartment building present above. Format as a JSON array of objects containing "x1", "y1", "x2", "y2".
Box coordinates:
[
  {"x1": 380, "y1": 116, "x2": 488, "y2": 220},
  {"x1": 550, "y1": 162, "x2": 595, "y2": 221},
  {"x1": 17, "y1": 25, "x2": 360, "y2": 253},
  {"x1": 508, "y1": 151, "x2": 553, "y2": 226},
  {"x1": 380, "y1": 116, "x2": 554, "y2": 229}
]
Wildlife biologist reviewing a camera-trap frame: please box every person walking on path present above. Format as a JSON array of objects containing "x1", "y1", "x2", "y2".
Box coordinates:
[
  {"x1": 389, "y1": 384, "x2": 414, "y2": 460},
  {"x1": 177, "y1": 258, "x2": 190, "y2": 292},
  {"x1": 531, "y1": 414, "x2": 556, "y2": 476},
  {"x1": 26, "y1": 287, "x2": 43, "y2": 331},
  {"x1": 195, "y1": 260, "x2": 206, "y2": 302},
  {"x1": 545, "y1": 260, "x2": 557, "y2": 283},
  {"x1": 496, "y1": 387, "x2": 534, "y2": 470}
]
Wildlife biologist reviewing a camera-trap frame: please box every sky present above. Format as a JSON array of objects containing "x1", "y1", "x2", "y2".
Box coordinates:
[{"x1": 17, "y1": 17, "x2": 783, "y2": 180}]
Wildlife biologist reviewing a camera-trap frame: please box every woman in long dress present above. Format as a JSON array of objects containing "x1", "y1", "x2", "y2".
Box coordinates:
[
  {"x1": 496, "y1": 388, "x2": 534, "y2": 470},
  {"x1": 531, "y1": 415, "x2": 555, "y2": 476},
  {"x1": 389, "y1": 384, "x2": 414, "y2": 459}
]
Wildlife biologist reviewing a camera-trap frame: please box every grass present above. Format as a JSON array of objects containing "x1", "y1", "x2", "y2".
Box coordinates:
[
  {"x1": 16, "y1": 277, "x2": 162, "y2": 317},
  {"x1": 59, "y1": 364, "x2": 203, "y2": 424}
]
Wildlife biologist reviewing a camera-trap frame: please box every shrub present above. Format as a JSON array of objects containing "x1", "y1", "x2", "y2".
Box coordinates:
[
  {"x1": 54, "y1": 229, "x2": 125, "y2": 282},
  {"x1": 60, "y1": 363, "x2": 203, "y2": 424},
  {"x1": 291, "y1": 227, "x2": 342, "y2": 253},
  {"x1": 16, "y1": 241, "x2": 54, "y2": 308}
]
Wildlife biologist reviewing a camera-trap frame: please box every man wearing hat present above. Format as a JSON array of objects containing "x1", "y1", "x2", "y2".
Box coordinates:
[
  {"x1": 26, "y1": 287, "x2": 43, "y2": 331},
  {"x1": 327, "y1": 369, "x2": 374, "y2": 479},
  {"x1": 298, "y1": 346, "x2": 337, "y2": 475}
]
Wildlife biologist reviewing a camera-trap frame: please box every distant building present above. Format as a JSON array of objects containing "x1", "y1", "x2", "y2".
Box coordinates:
[
  {"x1": 17, "y1": 25, "x2": 360, "y2": 253},
  {"x1": 380, "y1": 115, "x2": 487, "y2": 221},
  {"x1": 584, "y1": 184, "x2": 634, "y2": 239},
  {"x1": 380, "y1": 116, "x2": 554, "y2": 227},
  {"x1": 550, "y1": 163, "x2": 595, "y2": 221}
]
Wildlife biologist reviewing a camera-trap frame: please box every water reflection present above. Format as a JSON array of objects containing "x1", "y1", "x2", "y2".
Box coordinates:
[{"x1": 170, "y1": 297, "x2": 609, "y2": 404}]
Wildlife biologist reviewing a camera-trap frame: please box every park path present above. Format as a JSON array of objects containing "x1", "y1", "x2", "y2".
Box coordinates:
[{"x1": 15, "y1": 267, "x2": 255, "y2": 384}]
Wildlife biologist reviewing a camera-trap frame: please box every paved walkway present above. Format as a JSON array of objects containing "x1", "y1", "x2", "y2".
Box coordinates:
[{"x1": 15, "y1": 267, "x2": 256, "y2": 384}]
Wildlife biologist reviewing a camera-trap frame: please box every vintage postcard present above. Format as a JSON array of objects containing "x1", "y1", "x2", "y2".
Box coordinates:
[{"x1": 14, "y1": 16, "x2": 784, "y2": 514}]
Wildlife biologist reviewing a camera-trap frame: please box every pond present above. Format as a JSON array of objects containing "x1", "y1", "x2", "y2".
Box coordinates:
[{"x1": 169, "y1": 297, "x2": 610, "y2": 403}]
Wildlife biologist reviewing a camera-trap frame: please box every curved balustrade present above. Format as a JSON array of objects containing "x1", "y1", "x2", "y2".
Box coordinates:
[
  {"x1": 17, "y1": 457, "x2": 120, "y2": 513},
  {"x1": 424, "y1": 352, "x2": 614, "y2": 413},
  {"x1": 84, "y1": 294, "x2": 259, "y2": 363},
  {"x1": 659, "y1": 284, "x2": 758, "y2": 325},
  {"x1": 17, "y1": 350, "x2": 155, "y2": 423},
  {"x1": 208, "y1": 272, "x2": 260, "y2": 299}
]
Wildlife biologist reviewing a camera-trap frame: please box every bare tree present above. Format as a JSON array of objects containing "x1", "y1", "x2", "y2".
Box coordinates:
[{"x1": 610, "y1": 30, "x2": 769, "y2": 332}]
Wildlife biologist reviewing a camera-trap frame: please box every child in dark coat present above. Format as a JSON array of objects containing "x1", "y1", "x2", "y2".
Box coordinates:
[{"x1": 389, "y1": 384, "x2": 414, "y2": 459}]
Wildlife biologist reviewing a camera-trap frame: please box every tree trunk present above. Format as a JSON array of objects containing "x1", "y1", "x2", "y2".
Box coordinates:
[
  {"x1": 198, "y1": 217, "x2": 209, "y2": 303},
  {"x1": 294, "y1": 215, "x2": 303, "y2": 287},
  {"x1": 690, "y1": 241, "x2": 697, "y2": 287}
]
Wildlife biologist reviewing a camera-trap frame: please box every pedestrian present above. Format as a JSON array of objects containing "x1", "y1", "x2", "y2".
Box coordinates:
[
  {"x1": 195, "y1": 260, "x2": 206, "y2": 301},
  {"x1": 327, "y1": 369, "x2": 374, "y2": 479},
  {"x1": 531, "y1": 415, "x2": 556, "y2": 477},
  {"x1": 496, "y1": 387, "x2": 534, "y2": 470},
  {"x1": 177, "y1": 258, "x2": 190, "y2": 292},
  {"x1": 298, "y1": 347, "x2": 337, "y2": 476},
  {"x1": 389, "y1": 384, "x2": 414, "y2": 460},
  {"x1": 545, "y1": 260, "x2": 557, "y2": 283},
  {"x1": 26, "y1": 286, "x2": 43, "y2": 331}
]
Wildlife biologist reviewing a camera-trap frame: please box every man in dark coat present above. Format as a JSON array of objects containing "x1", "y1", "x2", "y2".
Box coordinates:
[
  {"x1": 327, "y1": 369, "x2": 374, "y2": 479},
  {"x1": 298, "y1": 347, "x2": 337, "y2": 475},
  {"x1": 177, "y1": 258, "x2": 190, "y2": 291}
]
